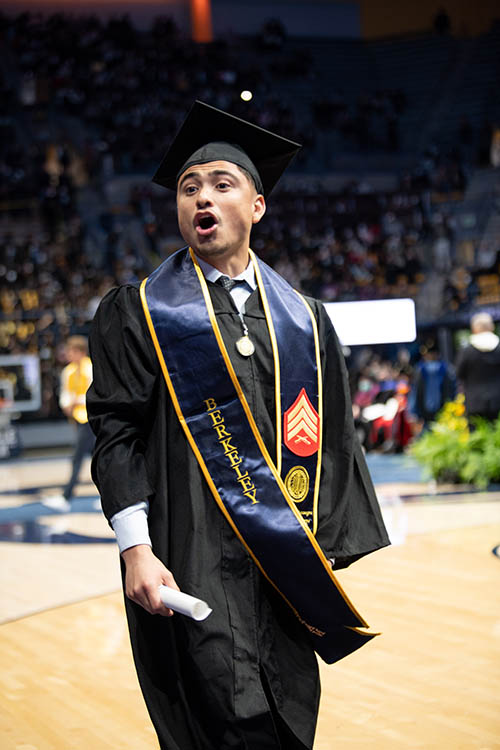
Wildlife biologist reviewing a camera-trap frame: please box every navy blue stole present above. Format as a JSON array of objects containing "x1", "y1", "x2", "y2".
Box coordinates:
[{"x1": 140, "y1": 247, "x2": 377, "y2": 663}]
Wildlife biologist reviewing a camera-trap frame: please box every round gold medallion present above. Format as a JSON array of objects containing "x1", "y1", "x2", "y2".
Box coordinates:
[
  {"x1": 235, "y1": 335, "x2": 255, "y2": 357},
  {"x1": 284, "y1": 466, "x2": 309, "y2": 503}
]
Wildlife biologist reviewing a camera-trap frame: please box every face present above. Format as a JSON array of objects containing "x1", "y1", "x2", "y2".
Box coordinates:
[
  {"x1": 176, "y1": 160, "x2": 266, "y2": 264},
  {"x1": 66, "y1": 345, "x2": 85, "y2": 363}
]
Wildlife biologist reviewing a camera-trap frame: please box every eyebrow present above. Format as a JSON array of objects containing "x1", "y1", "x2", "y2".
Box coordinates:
[{"x1": 178, "y1": 168, "x2": 240, "y2": 189}]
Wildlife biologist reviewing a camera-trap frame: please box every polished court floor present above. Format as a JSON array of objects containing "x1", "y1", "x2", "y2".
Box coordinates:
[{"x1": 1, "y1": 453, "x2": 499, "y2": 749}]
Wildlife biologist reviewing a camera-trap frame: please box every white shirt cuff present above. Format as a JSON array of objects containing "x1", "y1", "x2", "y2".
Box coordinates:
[{"x1": 110, "y1": 501, "x2": 151, "y2": 554}]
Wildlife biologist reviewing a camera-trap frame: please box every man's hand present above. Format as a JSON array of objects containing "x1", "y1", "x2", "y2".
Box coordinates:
[{"x1": 122, "y1": 544, "x2": 180, "y2": 617}]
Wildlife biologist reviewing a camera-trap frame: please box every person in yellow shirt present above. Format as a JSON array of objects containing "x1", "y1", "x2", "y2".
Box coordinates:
[{"x1": 43, "y1": 336, "x2": 95, "y2": 512}]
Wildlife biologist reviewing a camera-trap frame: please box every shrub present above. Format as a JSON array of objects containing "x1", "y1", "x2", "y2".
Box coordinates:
[{"x1": 410, "y1": 395, "x2": 500, "y2": 488}]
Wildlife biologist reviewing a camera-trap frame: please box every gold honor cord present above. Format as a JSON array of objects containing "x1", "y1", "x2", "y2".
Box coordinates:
[
  {"x1": 188, "y1": 249, "x2": 370, "y2": 628},
  {"x1": 348, "y1": 625, "x2": 381, "y2": 638},
  {"x1": 250, "y1": 249, "x2": 322, "y2": 534},
  {"x1": 248, "y1": 248, "x2": 282, "y2": 476},
  {"x1": 293, "y1": 289, "x2": 323, "y2": 535}
]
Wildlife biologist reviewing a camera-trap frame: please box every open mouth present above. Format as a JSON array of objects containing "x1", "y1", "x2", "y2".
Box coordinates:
[
  {"x1": 195, "y1": 213, "x2": 218, "y2": 236},
  {"x1": 199, "y1": 216, "x2": 216, "y2": 230}
]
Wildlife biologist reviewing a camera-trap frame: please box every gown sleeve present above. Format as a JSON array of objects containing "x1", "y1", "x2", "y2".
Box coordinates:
[
  {"x1": 311, "y1": 300, "x2": 390, "y2": 567},
  {"x1": 86, "y1": 284, "x2": 160, "y2": 522}
]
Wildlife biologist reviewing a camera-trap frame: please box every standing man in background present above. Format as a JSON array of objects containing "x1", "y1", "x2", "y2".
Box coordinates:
[
  {"x1": 43, "y1": 335, "x2": 94, "y2": 512},
  {"x1": 87, "y1": 101, "x2": 389, "y2": 750},
  {"x1": 456, "y1": 312, "x2": 500, "y2": 425},
  {"x1": 413, "y1": 342, "x2": 456, "y2": 426}
]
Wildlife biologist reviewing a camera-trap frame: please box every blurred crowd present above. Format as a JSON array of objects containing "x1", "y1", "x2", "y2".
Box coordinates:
[
  {"x1": 1, "y1": 157, "x2": 490, "y2": 429},
  {"x1": 2, "y1": 11, "x2": 493, "y2": 200},
  {"x1": 1, "y1": 10, "x2": 310, "y2": 201},
  {"x1": 1, "y1": 11, "x2": 499, "y2": 428},
  {"x1": 349, "y1": 341, "x2": 458, "y2": 453},
  {"x1": 313, "y1": 88, "x2": 407, "y2": 154}
]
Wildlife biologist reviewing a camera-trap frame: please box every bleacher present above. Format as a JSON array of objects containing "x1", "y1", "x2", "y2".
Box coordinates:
[{"x1": 1, "y1": 12, "x2": 500, "y2": 422}]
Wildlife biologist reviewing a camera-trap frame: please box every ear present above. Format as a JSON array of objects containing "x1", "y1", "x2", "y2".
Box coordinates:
[{"x1": 252, "y1": 194, "x2": 266, "y2": 225}]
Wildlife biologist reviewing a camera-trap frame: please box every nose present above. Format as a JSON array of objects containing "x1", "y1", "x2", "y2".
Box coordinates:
[{"x1": 196, "y1": 185, "x2": 213, "y2": 207}]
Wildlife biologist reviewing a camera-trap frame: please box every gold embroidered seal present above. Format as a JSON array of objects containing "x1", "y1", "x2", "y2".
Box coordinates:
[{"x1": 284, "y1": 466, "x2": 309, "y2": 503}]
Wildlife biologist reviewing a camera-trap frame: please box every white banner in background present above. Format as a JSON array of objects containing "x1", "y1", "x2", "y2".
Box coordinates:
[{"x1": 324, "y1": 299, "x2": 416, "y2": 346}]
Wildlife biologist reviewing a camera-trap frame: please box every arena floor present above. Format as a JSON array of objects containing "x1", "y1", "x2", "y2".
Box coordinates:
[{"x1": 1, "y1": 453, "x2": 499, "y2": 749}]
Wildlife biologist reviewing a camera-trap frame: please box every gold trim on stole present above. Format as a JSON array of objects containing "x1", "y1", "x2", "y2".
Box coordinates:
[
  {"x1": 250, "y1": 248, "x2": 322, "y2": 533},
  {"x1": 249, "y1": 248, "x2": 283, "y2": 476},
  {"x1": 140, "y1": 251, "x2": 371, "y2": 630}
]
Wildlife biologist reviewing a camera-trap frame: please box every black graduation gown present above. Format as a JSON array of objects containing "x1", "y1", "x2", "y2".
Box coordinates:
[{"x1": 87, "y1": 276, "x2": 389, "y2": 750}]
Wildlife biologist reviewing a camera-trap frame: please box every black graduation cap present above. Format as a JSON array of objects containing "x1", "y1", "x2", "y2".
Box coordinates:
[{"x1": 152, "y1": 100, "x2": 301, "y2": 195}]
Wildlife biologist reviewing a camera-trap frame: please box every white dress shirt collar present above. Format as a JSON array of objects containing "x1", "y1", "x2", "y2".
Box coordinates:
[{"x1": 195, "y1": 253, "x2": 257, "y2": 291}]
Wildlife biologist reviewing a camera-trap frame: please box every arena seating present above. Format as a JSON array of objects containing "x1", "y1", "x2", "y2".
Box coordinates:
[{"x1": 1, "y1": 12, "x2": 499, "y2": 420}]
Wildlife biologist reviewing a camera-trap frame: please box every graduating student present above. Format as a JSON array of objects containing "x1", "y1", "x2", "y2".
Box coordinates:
[{"x1": 87, "y1": 101, "x2": 389, "y2": 750}]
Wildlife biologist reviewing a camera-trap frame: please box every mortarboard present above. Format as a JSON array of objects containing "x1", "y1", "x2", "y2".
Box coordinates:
[{"x1": 152, "y1": 100, "x2": 302, "y2": 195}]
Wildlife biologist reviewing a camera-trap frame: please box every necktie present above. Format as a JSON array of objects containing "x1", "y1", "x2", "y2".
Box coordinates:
[{"x1": 217, "y1": 275, "x2": 240, "y2": 292}]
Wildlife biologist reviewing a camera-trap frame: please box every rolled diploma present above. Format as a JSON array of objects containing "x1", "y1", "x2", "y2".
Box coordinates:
[{"x1": 158, "y1": 585, "x2": 212, "y2": 621}]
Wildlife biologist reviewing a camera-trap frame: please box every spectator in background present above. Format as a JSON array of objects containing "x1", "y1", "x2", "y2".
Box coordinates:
[
  {"x1": 260, "y1": 17, "x2": 286, "y2": 49},
  {"x1": 413, "y1": 342, "x2": 456, "y2": 426},
  {"x1": 456, "y1": 312, "x2": 500, "y2": 425},
  {"x1": 434, "y1": 7, "x2": 451, "y2": 35},
  {"x1": 42, "y1": 336, "x2": 95, "y2": 511},
  {"x1": 490, "y1": 127, "x2": 500, "y2": 168}
]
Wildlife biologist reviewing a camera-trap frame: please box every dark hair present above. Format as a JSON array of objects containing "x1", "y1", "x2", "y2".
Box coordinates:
[
  {"x1": 66, "y1": 335, "x2": 88, "y2": 354},
  {"x1": 235, "y1": 163, "x2": 261, "y2": 193}
]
